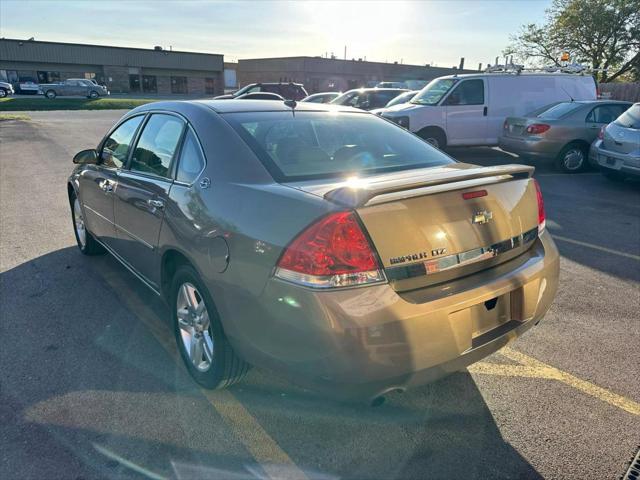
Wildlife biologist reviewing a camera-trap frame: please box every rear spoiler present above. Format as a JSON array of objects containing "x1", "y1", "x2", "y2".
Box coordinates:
[{"x1": 324, "y1": 164, "x2": 534, "y2": 208}]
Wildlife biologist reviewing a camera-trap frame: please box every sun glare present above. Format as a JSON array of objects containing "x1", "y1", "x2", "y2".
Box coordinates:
[{"x1": 302, "y1": 1, "x2": 411, "y2": 61}]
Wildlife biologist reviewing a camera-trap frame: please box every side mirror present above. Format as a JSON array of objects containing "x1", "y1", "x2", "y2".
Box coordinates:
[{"x1": 73, "y1": 149, "x2": 98, "y2": 164}]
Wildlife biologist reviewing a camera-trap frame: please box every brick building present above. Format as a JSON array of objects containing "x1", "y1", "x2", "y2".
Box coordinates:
[
  {"x1": 0, "y1": 38, "x2": 224, "y2": 95},
  {"x1": 237, "y1": 56, "x2": 475, "y2": 93}
]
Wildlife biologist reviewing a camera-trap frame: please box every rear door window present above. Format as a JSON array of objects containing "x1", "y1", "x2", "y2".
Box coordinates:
[
  {"x1": 130, "y1": 114, "x2": 185, "y2": 178},
  {"x1": 586, "y1": 104, "x2": 628, "y2": 124},
  {"x1": 176, "y1": 129, "x2": 206, "y2": 184}
]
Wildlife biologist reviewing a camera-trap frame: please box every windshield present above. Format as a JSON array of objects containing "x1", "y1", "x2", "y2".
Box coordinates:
[
  {"x1": 411, "y1": 78, "x2": 458, "y2": 105},
  {"x1": 386, "y1": 91, "x2": 417, "y2": 107},
  {"x1": 614, "y1": 104, "x2": 640, "y2": 129},
  {"x1": 536, "y1": 102, "x2": 583, "y2": 119},
  {"x1": 224, "y1": 111, "x2": 454, "y2": 181}
]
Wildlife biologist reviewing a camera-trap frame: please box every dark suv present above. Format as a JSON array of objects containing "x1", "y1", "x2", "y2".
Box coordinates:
[{"x1": 214, "y1": 82, "x2": 308, "y2": 101}]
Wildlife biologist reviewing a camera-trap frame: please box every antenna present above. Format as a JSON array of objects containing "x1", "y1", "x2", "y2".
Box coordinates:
[{"x1": 284, "y1": 99, "x2": 297, "y2": 117}]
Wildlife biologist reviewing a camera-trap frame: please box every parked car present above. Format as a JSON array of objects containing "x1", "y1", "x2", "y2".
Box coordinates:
[
  {"x1": 301, "y1": 92, "x2": 341, "y2": 103},
  {"x1": 0, "y1": 80, "x2": 14, "y2": 98},
  {"x1": 235, "y1": 92, "x2": 284, "y2": 100},
  {"x1": 40, "y1": 78, "x2": 109, "y2": 99},
  {"x1": 214, "y1": 82, "x2": 308, "y2": 101},
  {"x1": 371, "y1": 90, "x2": 419, "y2": 114},
  {"x1": 67, "y1": 100, "x2": 558, "y2": 402},
  {"x1": 376, "y1": 81, "x2": 407, "y2": 89},
  {"x1": 331, "y1": 88, "x2": 409, "y2": 111},
  {"x1": 590, "y1": 103, "x2": 640, "y2": 181},
  {"x1": 17, "y1": 76, "x2": 40, "y2": 95},
  {"x1": 381, "y1": 72, "x2": 597, "y2": 149},
  {"x1": 499, "y1": 100, "x2": 632, "y2": 172}
]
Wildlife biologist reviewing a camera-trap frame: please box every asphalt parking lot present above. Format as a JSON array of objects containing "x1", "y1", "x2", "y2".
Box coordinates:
[{"x1": 1, "y1": 110, "x2": 639, "y2": 480}]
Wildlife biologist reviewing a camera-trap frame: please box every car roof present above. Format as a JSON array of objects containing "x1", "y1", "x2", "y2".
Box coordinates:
[{"x1": 132, "y1": 99, "x2": 364, "y2": 115}]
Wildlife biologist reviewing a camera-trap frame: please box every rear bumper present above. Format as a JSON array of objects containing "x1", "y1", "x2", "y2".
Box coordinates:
[
  {"x1": 498, "y1": 135, "x2": 561, "y2": 160},
  {"x1": 225, "y1": 230, "x2": 559, "y2": 401},
  {"x1": 591, "y1": 140, "x2": 640, "y2": 176}
]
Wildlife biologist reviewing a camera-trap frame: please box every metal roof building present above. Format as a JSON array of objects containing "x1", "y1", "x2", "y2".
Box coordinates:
[{"x1": 0, "y1": 38, "x2": 225, "y2": 95}]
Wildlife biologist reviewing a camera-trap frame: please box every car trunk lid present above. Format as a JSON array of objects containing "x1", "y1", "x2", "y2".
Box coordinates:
[{"x1": 287, "y1": 163, "x2": 541, "y2": 292}]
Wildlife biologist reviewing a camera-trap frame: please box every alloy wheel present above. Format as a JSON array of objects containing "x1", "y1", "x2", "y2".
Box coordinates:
[
  {"x1": 563, "y1": 148, "x2": 585, "y2": 171},
  {"x1": 176, "y1": 282, "x2": 214, "y2": 372},
  {"x1": 73, "y1": 198, "x2": 86, "y2": 248}
]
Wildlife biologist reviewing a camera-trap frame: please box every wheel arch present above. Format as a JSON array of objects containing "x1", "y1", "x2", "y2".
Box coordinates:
[
  {"x1": 416, "y1": 126, "x2": 447, "y2": 146},
  {"x1": 560, "y1": 138, "x2": 590, "y2": 154},
  {"x1": 161, "y1": 248, "x2": 199, "y2": 300}
]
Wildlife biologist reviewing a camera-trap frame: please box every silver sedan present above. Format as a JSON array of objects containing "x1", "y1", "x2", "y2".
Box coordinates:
[{"x1": 499, "y1": 100, "x2": 632, "y2": 173}]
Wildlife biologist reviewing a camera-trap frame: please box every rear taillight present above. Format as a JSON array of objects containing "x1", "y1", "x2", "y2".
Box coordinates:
[
  {"x1": 598, "y1": 125, "x2": 606, "y2": 140},
  {"x1": 533, "y1": 179, "x2": 546, "y2": 233},
  {"x1": 275, "y1": 211, "x2": 385, "y2": 288},
  {"x1": 526, "y1": 124, "x2": 550, "y2": 135},
  {"x1": 503, "y1": 120, "x2": 508, "y2": 130}
]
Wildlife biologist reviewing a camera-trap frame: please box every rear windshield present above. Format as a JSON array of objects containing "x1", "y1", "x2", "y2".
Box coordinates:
[
  {"x1": 224, "y1": 111, "x2": 454, "y2": 181},
  {"x1": 614, "y1": 104, "x2": 640, "y2": 129},
  {"x1": 537, "y1": 102, "x2": 582, "y2": 119}
]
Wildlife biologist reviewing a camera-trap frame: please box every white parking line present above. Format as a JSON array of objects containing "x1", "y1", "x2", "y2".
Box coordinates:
[{"x1": 552, "y1": 234, "x2": 640, "y2": 260}]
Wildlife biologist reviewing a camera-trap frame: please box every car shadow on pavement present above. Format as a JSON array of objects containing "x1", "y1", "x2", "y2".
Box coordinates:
[{"x1": 1, "y1": 247, "x2": 542, "y2": 479}]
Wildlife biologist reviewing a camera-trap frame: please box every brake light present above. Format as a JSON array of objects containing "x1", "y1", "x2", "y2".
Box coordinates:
[
  {"x1": 526, "y1": 124, "x2": 550, "y2": 135},
  {"x1": 275, "y1": 211, "x2": 385, "y2": 288},
  {"x1": 533, "y1": 179, "x2": 546, "y2": 233},
  {"x1": 598, "y1": 125, "x2": 606, "y2": 140},
  {"x1": 503, "y1": 120, "x2": 508, "y2": 130},
  {"x1": 463, "y1": 189, "x2": 488, "y2": 200}
]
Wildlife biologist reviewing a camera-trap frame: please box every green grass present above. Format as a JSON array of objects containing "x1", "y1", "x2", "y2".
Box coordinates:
[
  {"x1": 0, "y1": 97, "x2": 160, "y2": 111},
  {"x1": 0, "y1": 112, "x2": 31, "y2": 121}
]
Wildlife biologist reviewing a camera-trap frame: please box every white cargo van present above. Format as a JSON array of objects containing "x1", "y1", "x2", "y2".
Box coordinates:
[{"x1": 380, "y1": 72, "x2": 597, "y2": 148}]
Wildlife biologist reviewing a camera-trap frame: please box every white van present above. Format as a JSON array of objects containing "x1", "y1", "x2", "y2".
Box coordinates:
[{"x1": 380, "y1": 73, "x2": 597, "y2": 148}]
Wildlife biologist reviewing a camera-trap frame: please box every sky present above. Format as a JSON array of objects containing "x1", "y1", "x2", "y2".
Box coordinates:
[{"x1": 0, "y1": 0, "x2": 552, "y2": 68}]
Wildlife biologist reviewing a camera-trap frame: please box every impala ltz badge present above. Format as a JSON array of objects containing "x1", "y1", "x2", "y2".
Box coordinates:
[{"x1": 472, "y1": 210, "x2": 493, "y2": 225}]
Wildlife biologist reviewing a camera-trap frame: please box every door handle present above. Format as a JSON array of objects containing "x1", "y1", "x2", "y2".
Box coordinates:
[
  {"x1": 483, "y1": 106, "x2": 488, "y2": 116},
  {"x1": 147, "y1": 199, "x2": 164, "y2": 209},
  {"x1": 99, "y1": 180, "x2": 113, "y2": 192}
]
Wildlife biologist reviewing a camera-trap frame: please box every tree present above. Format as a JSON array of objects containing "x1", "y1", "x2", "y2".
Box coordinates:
[{"x1": 505, "y1": 0, "x2": 640, "y2": 82}]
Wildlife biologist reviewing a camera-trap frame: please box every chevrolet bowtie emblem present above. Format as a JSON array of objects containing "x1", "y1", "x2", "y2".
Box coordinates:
[{"x1": 472, "y1": 210, "x2": 493, "y2": 225}]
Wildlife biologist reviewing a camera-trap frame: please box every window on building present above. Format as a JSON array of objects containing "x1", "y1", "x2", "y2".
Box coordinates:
[
  {"x1": 84, "y1": 72, "x2": 96, "y2": 80},
  {"x1": 36, "y1": 71, "x2": 60, "y2": 83},
  {"x1": 171, "y1": 76, "x2": 188, "y2": 94},
  {"x1": 142, "y1": 75, "x2": 157, "y2": 93},
  {"x1": 129, "y1": 75, "x2": 141, "y2": 92},
  {"x1": 130, "y1": 114, "x2": 185, "y2": 178},
  {"x1": 205, "y1": 77, "x2": 215, "y2": 95}
]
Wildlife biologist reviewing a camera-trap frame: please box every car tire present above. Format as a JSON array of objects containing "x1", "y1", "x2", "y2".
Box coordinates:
[
  {"x1": 45, "y1": 90, "x2": 57, "y2": 99},
  {"x1": 417, "y1": 127, "x2": 447, "y2": 150},
  {"x1": 556, "y1": 142, "x2": 588, "y2": 173},
  {"x1": 0, "y1": 88, "x2": 7, "y2": 98},
  {"x1": 70, "y1": 192, "x2": 105, "y2": 255},
  {"x1": 171, "y1": 264, "x2": 250, "y2": 389},
  {"x1": 88, "y1": 91, "x2": 99, "y2": 99},
  {"x1": 600, "y1": 168, "x2": 626, "y2": 182}
]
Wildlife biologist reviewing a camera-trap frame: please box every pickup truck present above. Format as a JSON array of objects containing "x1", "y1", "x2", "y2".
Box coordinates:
[{"x1": 40, "y1": 78, "x2": 109, "y2": 99}]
